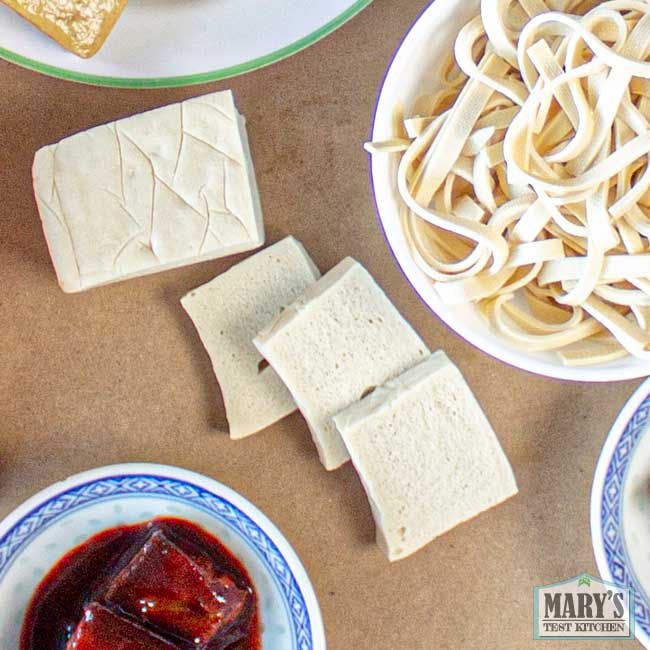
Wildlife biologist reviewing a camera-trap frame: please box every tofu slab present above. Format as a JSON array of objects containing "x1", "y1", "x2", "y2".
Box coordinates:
[
  {"x1": 33, "y1": 91, "x2": 264, "y2": 292},
  {"x1": 103, "y1": 530, "x2": 249, "y2": 645},
  {"x1": 333, "y1": 351, "x2": 518, "y2": 561},
  {"x1": 181, "y1": 237, "x2": 320, "y2": 438},
  {"x1": 254, "y1": 257, "x2": 429, "y2": 470},
  {"x1": 66, "y1": 603, "x2": 179, "y2": 650}
]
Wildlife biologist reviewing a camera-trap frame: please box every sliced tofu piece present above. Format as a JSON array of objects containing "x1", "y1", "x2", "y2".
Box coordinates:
[
  {"x1": 254, "y1": 257, "x2": 429, "y2": 470},
  {"x1": 103, "y1": 530, "x2": 250, "y2": 645},
  {"x1": 33, "y1": 90, "x2": 264, "y2": 292},
  {"x1": 333, "y1": 351, "x2": 518, "y2": 561},
  {"x1": 65, "y1": 603, "x2": 178, "y2": 650},
  {"x1": 181, "y1": 236, "x2": 320, "y2": 438}
]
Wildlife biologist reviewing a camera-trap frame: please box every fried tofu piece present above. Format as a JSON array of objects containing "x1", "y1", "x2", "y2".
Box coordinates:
[
  {"x1": 104, "y1": 530, "x2": 250, "y2": 645},
  {"x1": 2, "y1": 0, "x2": 129, "y2": 58},
  {"x1": 65, "y1": 603, "x2": 178, "y2": 650}
]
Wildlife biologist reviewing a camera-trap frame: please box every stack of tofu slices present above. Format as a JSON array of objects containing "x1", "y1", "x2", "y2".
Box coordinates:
[
  {"x1": 183, "y1": 237, "x2": 518, "y2": 561},
  {"x1": 31, "y1": 90, "x2": 517, "y2": 561}
]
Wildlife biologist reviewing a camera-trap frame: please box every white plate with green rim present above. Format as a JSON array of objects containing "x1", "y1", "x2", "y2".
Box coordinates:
[{"x1": 0, "y1": 0, "x2": 373, "y2": 88}]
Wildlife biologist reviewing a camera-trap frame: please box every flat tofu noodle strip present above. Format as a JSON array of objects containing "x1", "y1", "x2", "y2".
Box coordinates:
[
  {"x1": 517, "y1": 9, "x2": 629, "y2": 89},
  {"x1": 610, "y1": 158, "x2": 650, "y2": 219},
  {"x1": 594, "y1": 285, "x2": 650, "y2": 306},
  {"x1": 485, "y1": 142, "x2": 505, "y2": 167},
  {"x1": 631, "y1": 301, "x2": 650, "y2": 328},
  {"x1": 404, "y1": 117, "x2": 434, "y2": 138},
  {"x1": 399, "y1": 156, "x2": 510, "y2": 278},
  {"x1": 556, "y1": 144, "x2": 618, "y2": 306},
  {"x1": 539, "y1": 254, "x2": 650, "y2": 284},
  {"x1": 481, "y1": 0, "x2": 549, "y2": 68},
  {"x1": 403, "y1": 209, "x2": 492, "y2": 278},
  {"x1": 566, "y1": 12, "x2": 650, "y2": 175},
  {"x1": 529, "y1": 39, "x2": 599, "y2": 164},
  {"x1": 617, "y1": 217, "x2": 645, "y2": 254},
  {"x1": 624, "y1": 204, "x2": 650, "y2": 237},
  {"x1": 533, "y1": 60, "x2": 606, "y2": 165},
  {"x1": 475, "y1": 106, "x2": 520, "y2": 129},
  {"x1": 582, "y1": 295, "x2": 650, "y2": 355},
  {"x1": 437, "y1": 260, "x2": 546, "y2": 304},
  {"x1": 413, "y1": 52, "x2": 510, "y2": 205},
  {"x1": 365, "y1": 0, "x2": 650, "y2": 364},
  {"x1": 507, "y1": 118, "x2": 650, "y2": 195},
  {"x1": 519, "y1": 0, "x2": 550, "y2": 17},
  {"x1": 558, "y1": 338, "x2": 629, "y2": 365},
  {"x1": 462, "y1": 127, "x2": 497, "y2": 156},
  {"x1": 526, "y1": 39, "x2": 578, "y2": 128},
  {"x1": 508, "y1": 60, "x2": 597, "y2": 164},
  {"x1": 455, "y1": 17, "x2": 528, "y2": 106},
  {"x1": 631, "y1": 78, "x2": 650, "y2": 98},
  {"x1": 435, "y1": 266, "x2": 519, "y2": 304},
  {"x1": 524, "y1": 287, "x2": 577, "y2": 323},
  {"x1": 519, "y1": 11, "x2": 650, "y2": 80},
  {"x1": 609, "y1": 121, "x2": 650, "y2": 218},
  {"x1": 473, "y1": 150, "x2": 498, "y2": 212},
  {"x1": 504, "y1": 65, "x2": 650, "y2": 196},
  {"x1": 364, "y1": 139, "x2": 411, "y2": 153},
  {"x1": 485, "y1": 294, "x2": 603, "y2": 349},
  {"x1": 405, "y1": 229, "x2": 492, "y2": 284},
  {"x1": 404, "y1": 111, "x2": 449, "y2": 188},
  {"x1": 534, "y1": 187, "x2": 588, "y2": 237},
  {"x1": 481, "y1": 0, "x2": 519, "y2": 66},
  {"x1": 455, "y1": 195, "x2": 486, "y2": 221},
  {"x1": 511, "y1": 199, "x2": 551, "y2": 241},
  {"x1": 505, "y1": 238, "x2": 565, "y2": 268}
]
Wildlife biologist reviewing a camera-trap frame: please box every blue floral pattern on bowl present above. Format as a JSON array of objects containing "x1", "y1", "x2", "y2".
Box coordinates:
[
  {"x1": 0, "y1": 466, "x2": 324, "y2": 649},
  {"x1": 593, "y1": 389, "x2": 650, "y2": 649}
]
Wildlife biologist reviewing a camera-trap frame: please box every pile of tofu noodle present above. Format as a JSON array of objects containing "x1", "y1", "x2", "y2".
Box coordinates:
[{"x1": 368, "y1": 0, "x2": 650, "y2": 366}]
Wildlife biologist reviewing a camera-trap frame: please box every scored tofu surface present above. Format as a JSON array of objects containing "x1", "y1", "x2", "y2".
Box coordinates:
[
  {"x1": 181, "y1": 236, "x2": 321, "y2": 438},
  {"x1": 334, "y1": 351, "x2": 518, "y2": 561},
  {"x1": 65, "y1": 603, "x2": 179, "y2": 650},
  {"x1": 255, "y1": 257, "x2": 429, "y2": 470},
  {"x1": 103, "y1": 530, "x2": 250, "y2": 645},
  {"x1": 32, "y1": 90, "x2": 264, "y2": 292}
]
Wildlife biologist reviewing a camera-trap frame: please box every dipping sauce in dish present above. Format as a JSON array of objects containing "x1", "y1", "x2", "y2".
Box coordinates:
[{"x1": 20, "y1": 517, "x2": 259, "y2": 650}]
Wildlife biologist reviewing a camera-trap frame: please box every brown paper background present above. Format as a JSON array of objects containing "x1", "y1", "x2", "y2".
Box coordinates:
[{"x1": 0, "y1": 1, "x2": 643, "y2": 648}]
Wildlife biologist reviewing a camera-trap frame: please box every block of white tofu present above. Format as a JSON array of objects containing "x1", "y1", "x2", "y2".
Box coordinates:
[
  {"x1": 254, "y1": 257, "x2": 429, "y2": 470},
  {"x1": 32, "y1": 90, "x2": 264, "y2": 292},
  {"x1": 181, "y1": 237, "x2": 320, "y2": 439},
  {"x1": 333, "y1": 351, "x2": 518, "y2": 561}
]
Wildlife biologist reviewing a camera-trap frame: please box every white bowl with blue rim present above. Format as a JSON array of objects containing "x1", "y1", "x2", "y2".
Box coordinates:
[
  {"x1": 369, "y1": 0, "x2": 650, "y2": 382},
  {"x1": 591, "y1": 380, "x2": 650, "y2": 648},
  {"x1": 0, "y1": 463, "x2": 326, "y2": 649}
]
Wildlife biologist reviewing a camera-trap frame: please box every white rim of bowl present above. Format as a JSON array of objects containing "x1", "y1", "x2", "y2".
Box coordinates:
[
  {"x1": 368, "y1": 0, "x2": 650, "y2": 382},
  {"x1": 590, "y1": 379, "x2": 650, "y2": 648},
  {"x1": 0, "y1": 462, "x2": 326, "y2": 650}
]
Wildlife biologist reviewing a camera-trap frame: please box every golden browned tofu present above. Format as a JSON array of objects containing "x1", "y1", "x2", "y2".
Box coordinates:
[{"x1": 2, "y1": 0, "x2": 128, "y2": 58}]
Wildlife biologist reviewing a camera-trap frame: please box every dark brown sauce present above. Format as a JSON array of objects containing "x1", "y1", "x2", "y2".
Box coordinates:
[{"x1": 20, "y1": 518, "x2": 260, "y2": 650}]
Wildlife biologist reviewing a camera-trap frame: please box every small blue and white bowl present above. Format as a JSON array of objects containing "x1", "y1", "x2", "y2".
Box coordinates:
[
  {"x1": 592, "y1": 381, "x2": 650, "y2": 649},
  {"x1": 0, "y1": 463, "x2": 326, "y2": 649}
]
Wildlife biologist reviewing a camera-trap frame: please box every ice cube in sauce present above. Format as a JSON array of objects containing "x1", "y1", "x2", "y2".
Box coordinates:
[
  {"x1": 104, "y1": 530, "x2": 250, "y2": 645},
  {"x1": 65, "y1": 603, "x2": 179, "y2": 650}
]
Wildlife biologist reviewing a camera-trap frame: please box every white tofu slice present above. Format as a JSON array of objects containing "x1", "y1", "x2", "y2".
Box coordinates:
[
  {"x1": 333, "y1": 351, "x2": 518, "y2": 561},
  {"x1": 254, "y1": 257, "x2": 429, "y2": 470},
  {"x1": 181, "y1": 237, "x2": 320, "y2": 439},
  {"x1": 33, "y1": 90, "x2": 264, "y2": 292}
]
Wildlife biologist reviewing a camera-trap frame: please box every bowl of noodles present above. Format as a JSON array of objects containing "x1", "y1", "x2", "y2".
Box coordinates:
[{"x1": 368, "y1": 0, "x2": 650, "y2": 381}]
